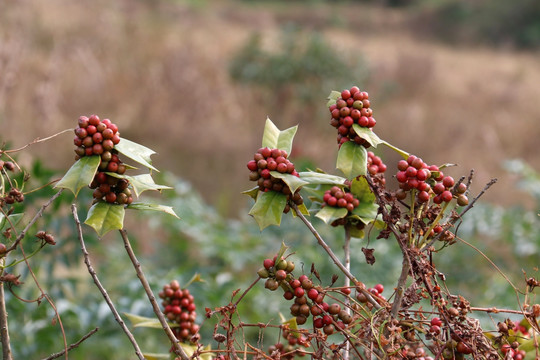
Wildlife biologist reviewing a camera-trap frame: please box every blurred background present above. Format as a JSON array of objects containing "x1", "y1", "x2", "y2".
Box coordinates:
[{"x1": 1, "y1": 0, "x2": 540, "y2": 358}]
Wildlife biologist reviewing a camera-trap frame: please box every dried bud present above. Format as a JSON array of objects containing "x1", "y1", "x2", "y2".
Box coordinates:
[
  {"x1": 44, "y1": 234, "x2": 56, "y2": 245},
  {"x1": 213, "y1": 333, "x2": 226, "y2": 343},
  {"x1": 0, "y1": 273, "x2": 22, "y2": 286}
]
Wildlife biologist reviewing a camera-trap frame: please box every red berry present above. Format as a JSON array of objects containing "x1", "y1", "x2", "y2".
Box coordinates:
[
  {"x1": 418, "y1": 191, "x2": 430, "y2": 203},
  {"x1": 307, "y1": 288, "x2": 319, "y2": 300},
  {"x1": 112, "y1": 134, "x2": 121, "y2": 145},
  {"x1": 107, "y1": 162, "x2": 119, "y2": 172},
  {"x1": 431, "y1": 317, "x2": 442, "y2": 327},
  {"x1": 277, "y1": 163, "x2": 288, "y2": 173},
  {"x1": 294, "y1": 287, "x2": 305, "y2": 298},
  {"x1": 397, "y1": 160, "x2": 409, "y2": 171},
  {"x1": 441, "y1": 190, "x2": 453, "y2": 202},
  {"x1": 105, "y1": 192, "x2": 117, "y2": 203},
  {"x1": 92, "y1": 132, "x2": 103, "y2": 144},
  {"x1": 78, "y1": 116, "x2": 89, "y2": 128},
  {"x1": 358, "y1": 116, "x2": 369, "y2": 127},
  {"x1": 433, "y1": 183, "x2": 445, "y2": 195},
  {"x1": 341, "y1": 89, "x2": 351, "y2": 100},
  {"x1": 443, "y1": 176, "x2": 455, "y2": 188},
  {"x1": 108, "y1": 123, "x2": 118, "y2": 134},
  {"x1": 374, "y1": 284, "x2": 384, "y2": 294},
  {"x1": 396, "y1": 171, "x2": 407, "y2": 183},
  {"x1": 88, "y1": 114, "x2": 100, "y2": 126},
  {"x1": 102, "y1": 128, "x2": 114, "y2": 139},
  {"x1": 327, "y1": 196, "x2": 337, "y2": 207},
  {"x1": 263, "y1": 259, "x2": 274, "y2": 269},
  {"x1": 405, "y1": 166, "x2": 417, "y2": 178},
  {"x1": 86, "y1": 125, "x2": 97, "y2": 136}
]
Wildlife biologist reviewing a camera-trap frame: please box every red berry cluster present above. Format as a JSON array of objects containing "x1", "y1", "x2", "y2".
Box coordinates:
[
  {"x1": 501, "y1": 343, "x2": 526, "y2": 360},
  {"x1": 328, "y1": 86, "x2": 375, "y2": 147},
  {"x1": 258, "y1": 257, "x2": 352, "y2": 336},
  {"x1": 322, "y1": 186, "x2": 359, "y2": 212},
  {"x1": 367, "y1": 151, "x2": 387, "y2": 176},
  {"x1": 356, "y1": 283, "x2": 385, "y2": 303},
  {"x1": 73, "y1": 115, "x2": 120, "y2": 159},
  {"x1": 89, "y1": 172, "x2": 133, "y2": 205},
  {"x1": 267, "y1": 329, "x2": 309, "y2": 360},
  {"x1": 247, "y1": 148, "x2": 303, "y2": 212},
  {"x1": 395, "y1": 155, "x2": 468, "y2": 206},
  {"x1": 159, "y1": 280, "x2": 199, "y2": 344}
]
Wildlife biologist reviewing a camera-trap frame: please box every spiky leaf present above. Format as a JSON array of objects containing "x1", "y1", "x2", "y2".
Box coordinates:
[
  {"x1": 262, "y1": 118, "x2": 298, "y2": 156},
  {"x1": 127, "y1": 203, "x2": 179, "y2": 218},
  {"x1": 85, "y1": 202, "x2": 125, "y2": 236},
  {"x1": 105, "y1": 173, "x2": 172, "y2": 197},
  {"x1": 270, "y1": 171, "x2": 308, "y2": 194},
  {"x1": 55, "y1": 156, "x2": 101, "y2": 196},
  {"x1": 352, "y1": 124, "x2": 383, "y2": 148},
  {"x1": 248, "y1": 191, "x2": 287, "y2": 230},
  {"x1": 298, "y1": 171, "x2": 347, "y2": 186},
  {"x1": 381, "y1": 140, "x2": 409, "y2": 159},
  {"x1": 315, "y1": 206, "x2": 348, "y2": 224},
  {"x1": 336, "y1": 141, "x2": 367, "y2": 179},
  {"x1": 115, "y1": 138, "x2": 158, "y2": 171}
]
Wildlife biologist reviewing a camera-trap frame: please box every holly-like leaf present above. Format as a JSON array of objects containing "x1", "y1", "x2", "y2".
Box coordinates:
[
  {"x1": 381, "y1": 140, "x2": 409, "y2": 159},
  {"x1": 105, "y1": 173, "x2": 172, "y2": 197},
  {"x1": 123, "y1": 313, "x2": 165, "y2": 329},
  {"x1": 85, "y1": 202, "x2": 125, "y2": 236},
  {"x1": 248, "y1": 191, "x2": 287, "y2": 230},
  {"x1": 241, "y1": 186, "x2": 260, "y2": 201},
  {"x1": 336, "y1": 141, "x2": 367, "y2": 179},
  {"x1": 352, "y1": 124, "x2": 383, "y2": 148},
  {"x1": 350, "y1": 177, "x2": 376, "y2": 203},
  {"x1": 142, "y1": 354, "x2": 170, "y2": 360},
  {"x1": 127, "y1": 203, "x2": 179, "y2": 218},
  {"x1": 298, "y1": 171, "x2": 347, "y2": 186},
  {"x1": 262, "y1": 118, "x2": 298, "y2": 155},
  {"x1": 351, "y1": 202, "x2": 379, "y2": 224},
  {"x1": 315, "y1": 206, "x2": 348, "y2": 224},
  {"x1": 348, "y1": 226, "x2": 365, "y2": 239},
  {"x1": 326, "y1": 90, "x2": 341, "y2": 108},
  {"x1": 115, "y1": 137, "x2": 158, "y2": 172},
  {"x1": 269, "y1": 171, "x2": 308, "y2": 194},
  {"x1": 55, "y1": 156, "x2": 101, "y2": 196},
  {"x1": 292, "y1": 202, "x2": 310, "y2": 216}
]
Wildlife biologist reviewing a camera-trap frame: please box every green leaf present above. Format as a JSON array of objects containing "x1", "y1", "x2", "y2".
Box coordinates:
[
  {"x1": 84, "y1": 202, "x2": 125, "y2": 236},
  {"x1": 315, "y1": 206, "x2": 348, "y2": 224},
  {"x1": 127, "y1": 203, "x2": 179, "y2": 218},
  {"x1": 269, "y1": 171, "x2": 308, "y2": 194},
  {"x1": 347, "y1": 226, "x2": 365, "y2": 239},
  {"x1": 292, "y1": 202, "x2": 310, "y2": 216},
  {"x1": 248, "y1": 191, "x2": 287, "y2": 230},
  {"x1": 351, "y1": 202, "x2": 380, "y2": 224},
  {"x1": 115, "y1": 137, "x2": 158, "y2": 171},
  {"x1": 0, "y1": 213, "x2": 23, "y2": 232},
  {"x1": 242, "y1": 186, "x2": 260, "y2": 201},
  {"x1": 106, "y1": 173, "x2": 172, "y2": 197},
  {"x1": 336, "y1": 141, "x2": 367, "y2": 179},
  {"x1": 262, "y1": 118, "x2": 298, "y2": 155},
  {"x1": 326, "y1": 90, "x2": 341, "y2": 107},
  {"x1": 352, "y1": 124, "x2": 383, "y2": 148},
  {"x1": 124, "y1": 313, "x2": 164, "y2": 329},
  {"x1": 55, "y1": 156, "x2": 101, "y2": 196},
  {"x1": 350, "y1": 177, "x2": 376, "y2": 203},
  {"x1": 298, "y1": 171, "x2": 347, "y2": 186},
  {"x1": 381, "y1": 140, "x2": 409, "y2": 159},
  {"x1": 142, "y1": 354, "x2": 170, "y2": 360}
]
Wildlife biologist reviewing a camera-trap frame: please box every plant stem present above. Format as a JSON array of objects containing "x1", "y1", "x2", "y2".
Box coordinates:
[
  {"x1": 41, "y1": 327, "x2": 99, "y2": 360},
  {"x1": 391, "y1": 256, "x2": 411, "y2": 319},
  {"x1": 119, "y1": 229, "x2": 190, "y2": 360},
  {"x1": 343, "y1": 226, "x2": 351, "y2": 360},
  {"x1": 0, "y1": 266, "x2": 13, "y2": 360},
  {"x1": 71, "y1": 205, "x2": 145, "y2": 360},
  {"x1": 290, "y1": 203, "x2": 382, "y2": 310}
]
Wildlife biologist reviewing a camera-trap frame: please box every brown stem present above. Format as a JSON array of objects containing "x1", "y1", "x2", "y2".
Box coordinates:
[
  {"x1": 391, "y1": 256, "x2": 411, "y2": 319},
  {"x1": 6, "y1": 189, "x2": 64, "y2": 253},
  {"x1": 119, "y1": 229, "x2": 190, "y2": 360},
  {"x1": 290, "y1": 203, "x2": 382, "y2": 310},
  {"x1": 0, "y1": 279, "x2": 12, "y2": 360},
  {"x1": 71, "y1": 205, "x2": 145, "y2": 360},
  {"x1": 41, "y1": 327, "x2": 99, "y2": 360}
]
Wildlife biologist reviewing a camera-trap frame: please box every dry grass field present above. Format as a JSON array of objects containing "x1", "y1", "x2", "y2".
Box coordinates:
[{"x1": 2, "y1": 0, "x2": 540, "y2": 215}]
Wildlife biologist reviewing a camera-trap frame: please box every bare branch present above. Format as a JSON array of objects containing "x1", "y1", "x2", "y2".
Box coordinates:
[
  {"x1": 71, "y1": 205, "x2": 145, "y2": 360},
  {"x1": 119, "y1": 229, "x2": 190, "y2": 360},
  {"x1": 41, "y1": 327, "x2": 99, "y2": 360}
]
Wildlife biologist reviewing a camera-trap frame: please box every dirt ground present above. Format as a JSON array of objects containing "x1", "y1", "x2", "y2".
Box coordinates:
[{"x1": 2, "y1": 0, "x2": 539, "y2": 215}]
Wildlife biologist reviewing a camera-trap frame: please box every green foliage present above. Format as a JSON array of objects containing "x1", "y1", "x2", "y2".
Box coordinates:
[
  {"x1": 336, "y1": 141, "x2": 367, "y2": 179},
  {"x1": 248, "y1": 190, "x2": 288, "y2": 230},
  {"x1": 55, "y1": 156, "x2": 101, "y2": 196},
  {"x1": 417, "y1": 0, "x2": 540, "y2": 49},
  {"x1": 85, "y1": 202, "x2": 125, "y2": 236},
  {"x1": 229, "y1": 26, "x2": 369, "y2": 101},
  {"x1": 261, "y1": 117, "x2": 298, "y2": 155}
]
